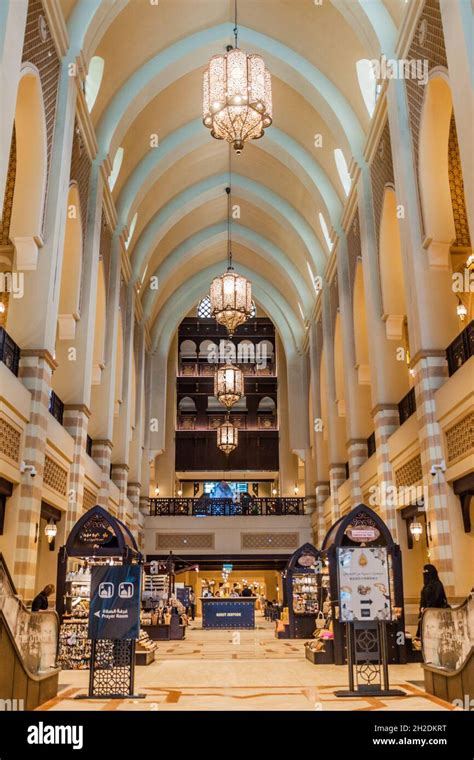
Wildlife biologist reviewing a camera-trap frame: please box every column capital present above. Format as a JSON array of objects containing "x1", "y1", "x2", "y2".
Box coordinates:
[
  {"x1": 20, "y1": 348, "x2": 57, "y2": 371},
  {"x1": 64, "y1": 404, "x2": 91, "y2": 418},
  {"x1": 371, "y1": 403, "x2": 398, "y2": 416},
  {"x1": 410, "y1": 349, "x2": 447, "y2": 368}
]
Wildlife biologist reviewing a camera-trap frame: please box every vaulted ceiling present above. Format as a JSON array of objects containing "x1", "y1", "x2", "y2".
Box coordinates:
[{"x1": 62, "y1": 0, "x2": 407, "y2": 356}]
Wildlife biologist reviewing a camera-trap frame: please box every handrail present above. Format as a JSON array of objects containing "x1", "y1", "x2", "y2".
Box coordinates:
[
  {"x1": 0, "y1": 553, "x2": 59, "y2": 675},
  {"x1": 421, "y1": 593, "x2": 474, "y2": 673}
]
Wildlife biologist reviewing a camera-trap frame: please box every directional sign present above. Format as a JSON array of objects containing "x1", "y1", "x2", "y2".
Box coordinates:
[
  {"x1": 88, "y1": 565, "x2": 141, "y2": 640},
  {"x1": 337, "y1": 547, "x2": 391, "y2": 622}
]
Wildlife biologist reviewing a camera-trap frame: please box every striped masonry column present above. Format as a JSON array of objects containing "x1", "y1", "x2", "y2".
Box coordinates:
[
  {"x1": 127, "y1": 482, "x2": 141, "y2": 542},
  {"x1": 15, "y1": 352, "x2": 54, "y2": 600},
  {"x1": 329, "y1": 463, "x2": 346, "y2": 523},
  {"x1": 63, "y1": 406, "x2": 90, "y2": 533},
  {"x1": 372, "y1": 404, "x2": 400, "y2": 540},
  {"x1": 412, "y1": 352, "x2": 454, "y2": 594},
  {"x1": 138, "y1": 496, "x2": 149, "y2": 551},
  {"x1": 111, "y1": 464, "x2": 129, "y2": 523},
  {"x1": 90, "y1": 439, "x2": 113, "y2": 508},
  {"x1": 347, "y1": 439, "x2": 368, "y2": 507},
  {"x1": 315, "y1": 482, "x2": 330, "y2": 547}
]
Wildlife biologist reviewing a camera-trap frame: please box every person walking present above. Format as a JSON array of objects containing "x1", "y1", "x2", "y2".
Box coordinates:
[
  {"x1": 31, "y1": 584, "x2": 55, "y2": 612},
  {"x1": 416, "y1": 564, "x2": 449, "y2": 638},
  {"x1": 188, "y1": 589, "x2": 196, "y2": 620}
]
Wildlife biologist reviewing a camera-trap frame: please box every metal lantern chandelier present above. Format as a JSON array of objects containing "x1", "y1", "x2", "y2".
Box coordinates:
[
  {"x1": 216, "y1": 415, "x2": 239, "y2": 455},
  {"x1": 210, "y1": 183, "x2": 253, "y2": 336},
  {"x1": 214, "y1": 362, "x2": 244, "y2": 409},
  {"x1": 202, "y1": 0, "x2": 272, "y2": 154}
]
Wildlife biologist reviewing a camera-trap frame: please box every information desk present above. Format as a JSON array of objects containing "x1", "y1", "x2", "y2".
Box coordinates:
[{"x1": 201, "y1": 597, "x2": 256, "y2": 629}]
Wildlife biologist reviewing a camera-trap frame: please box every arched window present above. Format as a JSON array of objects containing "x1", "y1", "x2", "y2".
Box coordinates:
[
  {"x1": 334, "y1": 149, "x2": 351, "y2": 196},
  {"x1": 197, "y1": 295, "x2": 212, "y2": 318},
  {"x1": 356, "y1": 59, "x2": 377, "y2": 117},
  {"x1": 319, "y1": 212, "x2": 333, "y2": 252},
  {"x1": 125, "y1": 212, "x2": 138, "y2": 250},
  {"x1": 108, "y1": 147, "x2": 124, "y2": 191},
  {"x1": 85, "y1": 56, "x2": 104, "y2": 112}
]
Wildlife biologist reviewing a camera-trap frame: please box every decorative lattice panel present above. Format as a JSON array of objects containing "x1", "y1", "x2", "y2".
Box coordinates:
[
  {"x1": 448, "y1": 114, "x2": 471, "y2": 248},
  {"x1": 445, "y1": 412, "x2": 474, "y2": 463},
  {"x1": 90, "y1": 639, "x2": 133, "y2": 697},
  {"x1": 370, "y1": 120, "x2": 395, "y2": 253},
  {"x1": 0, "y1": 418, "x2": 21, "y2": 463},
  {"x1": 0, "y1": 125, "x2": 16, "y2": 246},
  {"x1": 70, "y1": 120, "x2": 91, "y2": 243},
  {"x1": 394, "y1": 454, "x2": 423, "y2": 488},
  {"x1": 83, "y1": 487, "x2": 97, "y2": 512},
  {"x1": 241, "y1": 532, "x2": 299, "y2": 550},
  {"x1": 155, "y1": 533, "x2": 215, "y2": 549},
  {"x1": 405, "y1": 0, "x2": 448, "y2": 237},
  {"x1": 43, "y1": 455, "x2": 68, "y2": 495},
  {"x1": 22, "y1": 0, "x2": 60, "y2": 225}
]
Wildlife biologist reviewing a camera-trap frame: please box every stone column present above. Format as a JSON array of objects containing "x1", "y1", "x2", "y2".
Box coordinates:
[
  {"x1": 91, "y1": 439, "x2": 113, "y2": 509},
  {"x1": 372, "y1": 404, "x2": 400, "y2": 539},
  {"x1": 63, "y1": 405, "x2": 90, "y2": 532},
  {"x1": 0, "y1": 0, "x2": 28, "y2": 213},
  {"x1": 315, "y1": 482, "x2": 330, "y2": 547},
  {"x1": 111, "y1": 463, "x2": 129, "y2": 524},
  {"x1": 329, "y1": 463, "x2": 347, "y2": 523},
  {"x1": 412, "y1": 352, "x2": 454, "y2": 592},
  {"x1": 346, "y1": 438, "x2": 368, "y2": 507},
  {"x1": 14, "y1": 351, "x2": 53, "y2": 599},
  {"x1": 127, "y1": 481, "x2": 141, "y2": 540},
  {"x1": 439, "y1": 0, "x2": 474, "y2": 235}
]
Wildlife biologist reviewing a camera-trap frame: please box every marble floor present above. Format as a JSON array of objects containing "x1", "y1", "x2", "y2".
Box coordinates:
[{"x1": 39, "y1": 619, "x2": 455, "y2": 712}]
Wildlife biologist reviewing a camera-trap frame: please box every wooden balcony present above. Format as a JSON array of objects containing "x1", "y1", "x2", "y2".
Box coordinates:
[{"x1": 148, "y1": 496, "x2": 306, "y2": 516}]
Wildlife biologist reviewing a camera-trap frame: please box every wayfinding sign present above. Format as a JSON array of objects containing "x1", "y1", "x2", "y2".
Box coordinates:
[
  {"x1": 88, "y1": 565, "x2": 141, "y2": 640},
  {"x1": 337, "y1": 547, "x2": 391, "y2": 623}
]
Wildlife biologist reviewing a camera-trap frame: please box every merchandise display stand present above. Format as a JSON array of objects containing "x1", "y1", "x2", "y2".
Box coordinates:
[
  {"x1": 56, "y1": 506, "x2": 144, "y2": 698},
  {"x1": 283, "y1": 543, "x2": 325, "y2": 639},
  {"x1": 335, "y1": 622, "x2": 405, "y2": 698}
]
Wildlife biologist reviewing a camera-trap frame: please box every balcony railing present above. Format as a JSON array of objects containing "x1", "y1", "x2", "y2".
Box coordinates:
[
  {"x1": 398, "y1": 387, "x2": 416, "y2": 425},
  {"x1": 149, "y1": 496, "x2": 306, "y2": 516},
  {"x1": 179, "y1": 361, "x2": 275, "y2": 377},
  {"x1": 48, "y1": 390, "x2": 64, "y2": 425},
  {"x1": 0, "y1": 326, "x2": 20, "y2": 377},
  {"x1": 446, "y1": 320, "x2": 474, "y2": 376},
  {"x1": 177, "y1": 414, "x2": 277, "y2": 431}
]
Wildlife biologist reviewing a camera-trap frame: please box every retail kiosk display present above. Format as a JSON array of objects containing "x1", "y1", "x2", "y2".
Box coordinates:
[
  {"x1": 283, "y1": 543, "x2": 326, "y2": 639},
  {"x1": 56, "y1": 505, "x2": 143, "y2": 670}
]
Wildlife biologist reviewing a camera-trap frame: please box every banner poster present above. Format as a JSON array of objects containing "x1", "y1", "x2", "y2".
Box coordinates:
[
  {"x1": 337, "y1": 547, "x2": 391, "y2": 622},
  {"x1": 88, "y1": 565, "x2": 141, "y2": 640}
]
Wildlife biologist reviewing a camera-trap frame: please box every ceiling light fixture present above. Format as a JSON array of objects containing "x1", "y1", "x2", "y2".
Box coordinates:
[
  {"x1": 210, "y1": 171, "x2": 252, "y2": 336},
  {"x1": 217, "y1": 414, "x2": 239, "y2": 455},
  {"x1": 202, "y1": 0, "x2": 272, "y2": 154},
  {"x1": 214, "y1": 363, "x2": 244, "y2": 409}
]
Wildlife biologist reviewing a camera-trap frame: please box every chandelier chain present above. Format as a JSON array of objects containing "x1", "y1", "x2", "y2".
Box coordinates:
[{"x1": 233, "y1": 0, "x2": 238, "y2": 47}]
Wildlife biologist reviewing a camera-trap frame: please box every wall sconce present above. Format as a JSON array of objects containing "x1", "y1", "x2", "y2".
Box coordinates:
[
  {"x1": 294, "y1": 484, "x2": 299, "y2": 495},
  {"x1": 45, "y1": 519, "x2": 57, "y2": 543},
  {"x1": 154, "y1": 485, "x2": 160, "y2": 496},
  {"x1": 409, "y1": 519, "x2": 423, "y2": 542},
  {"x1": 177, "y1": 482, "x2": 183, "y2": 497},
  {"x1": 456, "y1": 298, "x2": 468, "y2": 321},
  {"x1": 272, "y1": 487, "x2": 277, "y2": 496}
]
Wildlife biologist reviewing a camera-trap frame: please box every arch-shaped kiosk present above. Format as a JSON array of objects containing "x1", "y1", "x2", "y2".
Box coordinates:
[
  {"x1": 56, "y1": 506, "x2": 142, "y2": 623},
  {"x1": 283, "y1": 542, "x2": 322, "y2": 639},
  {"x1": 322, "y1": 504, "x2": 406, "y2": 665}
]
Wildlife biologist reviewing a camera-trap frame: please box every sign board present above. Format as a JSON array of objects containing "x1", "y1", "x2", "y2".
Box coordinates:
[
  {"x1": 76, "y1": 514, "x2": 119, "y2": 551},
  {"x1": 88, "y1": 565, "x2": 141, "y2": 640},
  {"x1": 345, "y1": 526, "x2": 380, "y2": 543},
  {"x1": 337, "y1": 547, "x2": 391, "y2": 622},
  {"x1": 201, "y1": 599, "x2": 255, "y2": 629}
]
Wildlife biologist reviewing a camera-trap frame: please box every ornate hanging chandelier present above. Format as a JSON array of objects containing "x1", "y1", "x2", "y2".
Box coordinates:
[
  {"x1": 210, "y1": 184, "x2": 253, "y2": 336},
  {"x1": 214, "y1": 362, "x2": 244, "y2": 409},
  {"x1": 202, "y1": 0, "x2": 272, "y2": 154},
  {"x1": 216, "y1": 415, "x2": 239, "y2": 455}
]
